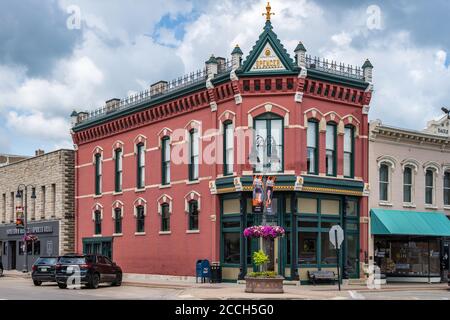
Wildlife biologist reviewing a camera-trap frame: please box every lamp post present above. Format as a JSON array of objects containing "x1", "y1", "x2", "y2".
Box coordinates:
[
  {"x1": 442, "y1": 107, "x2": 450, "y2": 119},
  {"x1": 15, "y1": 184, "x2": 36, "y2": 273}
]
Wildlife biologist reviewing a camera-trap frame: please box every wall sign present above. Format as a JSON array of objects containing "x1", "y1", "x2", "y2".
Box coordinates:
[
  {"x1": 251, "y1": 43, "x2": 286, "y2": 72},
  {"x1": 6, "y1": 225, "x2": 53, "y2": 235}
]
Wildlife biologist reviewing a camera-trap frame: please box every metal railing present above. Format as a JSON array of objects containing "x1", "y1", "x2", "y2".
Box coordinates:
[
  {"x1": 305, "y1": 55, "x2": 364, "y2": 80},
  {"x1": 77, "y1": 59, "x2": 233, "y2": 124}
]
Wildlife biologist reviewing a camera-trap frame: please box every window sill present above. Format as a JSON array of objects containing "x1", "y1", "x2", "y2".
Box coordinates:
[
  {"x1": 113, "y1": 191, "x2": 123, "y2": 196},
  {"x1": 187, "y1": 180, "x2": 200, "y2": 185},
  {"x1": 135, "y1": 188, "x2": 146, "y2": 193},
  {"x1": 403, "y1": 203, "x2": 416, "y2": 208},
  {"x1": 93, "y1": 234, "x2": 103, "y2": 238},
  {"x1": 113, "y1": 233, "x2": 123, "y2": 237},
  {"x1": 444, "y1": 206, "x2": 450, "y2": 211},
  {"x1": 159, "y1": 184, "x2": 172, "y2": 189},
  {"x1": 93, "y1": 194, "x2": 103, "y2": 199},
  {"x1": 424, "y1": 204, "x2": 438, "y2": 210},
  {"x1": 186, "y1": 230, "x2": 200, "y2": 234},
  {"x1": 159, "y1": 231, "x2": 171, "y2": 235},
  {"x1": 379, "y1": 202, "x2": 393, "y2": 207},
  {"x1": 134, "y1": 232, "x2": 146, "y2": 236}
]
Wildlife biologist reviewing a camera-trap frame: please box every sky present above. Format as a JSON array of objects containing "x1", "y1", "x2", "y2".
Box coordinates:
[{"x1": 0, "y1": 0, "x2": 449, "y2": 156}]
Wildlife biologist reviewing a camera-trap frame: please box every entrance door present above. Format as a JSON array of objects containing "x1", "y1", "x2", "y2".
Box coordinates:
[
  {"x1": 261, "y1": 237, "x2": 279, "y2": 274},
  {"x1": 9, "y1": 241, "x2": 16, "y2": 270},
  {"x1": 344, "y1": 233, "x2": 359, "y2": 279}
]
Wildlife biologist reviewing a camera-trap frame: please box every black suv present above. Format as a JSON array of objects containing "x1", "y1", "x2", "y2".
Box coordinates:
[
  {"x1": 55, "y1": 254, "x2": 122, "y2": 289},
  {"x1": 31, "y1": 256, "x2": 58, "y2": 286}
]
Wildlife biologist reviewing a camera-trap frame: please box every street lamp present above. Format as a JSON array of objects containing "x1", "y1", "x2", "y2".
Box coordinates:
[
  {"x1": 442, "y1": 107, "x2": 450, "y2": 119},
  {"x1": 15, "y1": 184, "x2": 36, "y2": 273},
  {"x1": 248, "y1": 134, "x2": 280, "y2": 225}
]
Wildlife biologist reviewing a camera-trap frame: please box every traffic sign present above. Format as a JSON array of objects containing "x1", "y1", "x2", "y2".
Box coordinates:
[{"x1": 329, "y1": 225, "x2": 344, "y2": 249}]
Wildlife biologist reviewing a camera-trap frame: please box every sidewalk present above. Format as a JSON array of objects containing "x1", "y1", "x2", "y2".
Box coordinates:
[{"x1": 3, "y1": 270, "x2": 448, "y2": 300}]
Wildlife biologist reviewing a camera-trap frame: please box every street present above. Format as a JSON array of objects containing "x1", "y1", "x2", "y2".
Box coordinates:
[
  {"x1": 0, "y1": 277, "x2": 183, "y2": 300},
  {"x1": 0, "y1": 277, "x2": 450, "y2": 300}
]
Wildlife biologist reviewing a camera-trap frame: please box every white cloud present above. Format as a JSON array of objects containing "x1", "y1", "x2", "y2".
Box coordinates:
[
  {"x1": 331, "y1": 32, "x2": 352, "y2": 47},
  {"x1": 6, "y1": 111, "x2": 71, "y2": 142}
]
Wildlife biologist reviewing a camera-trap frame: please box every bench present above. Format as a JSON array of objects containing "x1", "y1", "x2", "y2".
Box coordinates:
[{"x1": 307, "y1": 270, "x2": 336, "y2": 285}]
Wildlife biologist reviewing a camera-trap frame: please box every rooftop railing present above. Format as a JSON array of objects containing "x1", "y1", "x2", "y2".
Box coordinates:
[
  {"x1": 305, "y1": 55, "x2": 364, "y2": 80},
  {"x1": 77, "y1": 59, "x2": 233, "y2": 124}
]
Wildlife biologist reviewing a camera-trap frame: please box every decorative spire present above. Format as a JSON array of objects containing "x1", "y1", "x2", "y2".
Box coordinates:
[
  {"x1": 262, "y1": 2, "x2": 275, "y2": 22},
  {"x1": 231, "y1": 44, "x2": 243, "y2": 55}
]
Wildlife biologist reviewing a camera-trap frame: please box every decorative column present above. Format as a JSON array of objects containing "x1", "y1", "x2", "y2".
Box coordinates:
[
  {"x1": 238, "y1": 194, "x2": 248, "y2": 280},
  {"x1": 290, "y1": 192, "x2": 299, "y2": 280}
]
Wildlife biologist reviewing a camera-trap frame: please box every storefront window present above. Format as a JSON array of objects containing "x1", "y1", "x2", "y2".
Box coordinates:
[
  {"x1": 298, "y1": 232, "x2": 317, "y2": 265},
  {"x1": 345, "y1": 200, "x2": 358, "y2": 217},
  {"x1": 223, "y1": 232, "x2": 240, "y2": 264},
  {"x1": 375, "y1": 239, "x2": 441, "y2": 277},
  {"x1": 321, "y1": 233, "x2": 337, "y2": 265}
]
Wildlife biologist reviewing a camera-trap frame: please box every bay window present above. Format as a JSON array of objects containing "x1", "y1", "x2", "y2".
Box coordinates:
[{"x1": 253, "y1": 113, "x2": 283, "y2": 173}]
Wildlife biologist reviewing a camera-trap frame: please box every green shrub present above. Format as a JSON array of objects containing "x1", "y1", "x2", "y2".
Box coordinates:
[{"x1": 252, "y1": 250, "x2": 269, "y2": 267}]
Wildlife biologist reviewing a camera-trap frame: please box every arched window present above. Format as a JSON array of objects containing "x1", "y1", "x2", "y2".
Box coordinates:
[
  {"x1": 114, "y1": 148, "x2": 123, "y2": 193},
  {"x1": 444, "y1": 171, "x2": 450, "y2": 206},
  {"x1": 223, "y1": 120, "x2": 234, "y2": 176},
  {"x1": 161, "y1": 203, "x2": 170, "y2": 232},
  {"x1": 136, "y1": 143, "x2": 145, "y2": 189},
  {"x1": 253, "y1": 113, "x2": 283, "y2": 173},
  {"x1": 425, "y1": 169, "x2": 435, "y2": 205},
  {"x1": 188, "y1": 200, "x2": 199, "y2": 231},
  {"x1": 94, "y1": 210, "x2": 102, "y2": 235},
  {"x1": 189, "y1": 129, "x2": 200, "y2": 181},
  {"x1": 94, "y1": 153, "x2": 102, "y2": 195},
  {"x1": 307, "y1": 120, "x2": 318, "y2": 174},
  {"x1": 114, "y1": 208, "x2": 122, "y2": 234},
  {"x1": 161, "y1": 137, "x2": 171, "y2": 185},
  {"x1": 403, "y1": 166, "x2": 413, "y2": 203},
  {"x1": 136, "y1": 206, "x2": 145, "y2": 233},
  {"x1": 379, "y1": 163, "x2": 390, "y2": 202},
  {"x1": 343, "y1": 126, "x2": 354, "y2": 178},
  {"x1": 326, "y1": 123, "x2": 337, "y2": 176}
]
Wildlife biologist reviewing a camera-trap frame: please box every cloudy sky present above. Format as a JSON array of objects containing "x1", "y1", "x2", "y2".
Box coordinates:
[{"x1": 0, "y1": 0, "x2": 449, "y2": 155}]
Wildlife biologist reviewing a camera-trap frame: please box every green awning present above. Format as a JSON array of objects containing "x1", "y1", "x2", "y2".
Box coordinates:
[{"x1": 371, "y1": 209, "x2": 450, "y2": 237}]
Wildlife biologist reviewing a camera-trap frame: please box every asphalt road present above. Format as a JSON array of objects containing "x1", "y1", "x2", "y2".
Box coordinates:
[{"x1": 0, "y1": 277, "x2": 183, "y2": 300}]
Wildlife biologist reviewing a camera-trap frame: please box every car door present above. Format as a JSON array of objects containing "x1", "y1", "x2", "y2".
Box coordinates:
[
  {"x1": 103, "y1": 256, "x2": 116, "y2": 281},
  {"x1": 96, "y1": 255, "x2": 109, "y2": 282}
]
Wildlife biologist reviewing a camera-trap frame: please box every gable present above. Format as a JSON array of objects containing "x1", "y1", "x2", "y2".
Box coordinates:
[{"x1": 251, "y1": 42, "x2": 286, "y2": 72}]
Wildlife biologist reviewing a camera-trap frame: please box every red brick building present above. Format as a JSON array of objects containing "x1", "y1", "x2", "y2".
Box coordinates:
[{"x1": 71, "y1": 9, "x2": 373, "y2": 282}]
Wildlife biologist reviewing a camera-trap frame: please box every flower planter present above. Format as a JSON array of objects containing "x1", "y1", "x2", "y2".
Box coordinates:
[{"x1": 244, "y1": 276, "x2": 284, "y2": 294}]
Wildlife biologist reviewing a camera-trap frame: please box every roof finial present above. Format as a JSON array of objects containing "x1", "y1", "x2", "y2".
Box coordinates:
[{"x1": 263, "y1": 2, "x2": 275, "y2": 22}]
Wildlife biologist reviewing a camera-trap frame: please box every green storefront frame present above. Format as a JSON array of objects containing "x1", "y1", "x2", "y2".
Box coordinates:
[
  {"x1": 219, "y1": 192, "x2": 361, "y2": 282},
  {"x1": 82, "y1": 237, "x2": 113, "y2": 259}
]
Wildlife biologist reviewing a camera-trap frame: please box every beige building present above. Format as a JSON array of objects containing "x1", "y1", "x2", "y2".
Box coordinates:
[
  {"x1": 368, "y1": 116, "x2": 450, "y2": 283},
  {"x1": 0, "y1": 149, "x2": 75, "y2": 271}
]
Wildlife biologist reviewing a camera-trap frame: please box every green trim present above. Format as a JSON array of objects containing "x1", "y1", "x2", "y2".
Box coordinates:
[
  {"x1": 302, "y1": 176, "x2": 364, "y2": 192},
  {"x1": 253, "y1": 112, "x2": 284, "y2": 173},
  {"x1": 136, "y1": 143, "x2": 145, "y2": 189},
  {"x1": 223, "y1": 120, "x2": 233, "y2": 176},
  {"x1": 161, "y1": 137, "x2": 170, "y2": 185},
  {"x1": 241, "y1": 21, "x2": 297, "y2": 74},
  {"x1": 94, "y1": 153, "x2": 102, "y2": 196},
  {"x1": 114, "y1": 148, "x2": 122, "y2": 193},
  {"x1": 307, "y1": 69, "x2": 369, "y2": 90}
]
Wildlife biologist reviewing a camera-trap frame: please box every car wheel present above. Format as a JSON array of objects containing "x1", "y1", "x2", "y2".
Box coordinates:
[
  {"x1": 89, "y1": 273, "x2": 100, "y2": 289},
  {"x1": 112, "y1": 272, "x2": 122, "y2": 286},
  {"x1": 33, "y1": 280, "x2": 42, "y2": 286},
  {"x1": 58, "y1": 283, "x2": 67, "y2": 289}
]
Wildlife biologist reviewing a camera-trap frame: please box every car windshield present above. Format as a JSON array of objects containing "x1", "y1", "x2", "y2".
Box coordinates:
[
  {"x1": 59, "y1": 257, "x2": 88, "y2": 265},
  {"x1": 35, "y1": 258, "x2": 57, "y2": 265}
]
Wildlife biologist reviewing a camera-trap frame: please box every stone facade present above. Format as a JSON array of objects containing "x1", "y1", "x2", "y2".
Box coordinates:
[{"x1": 0, "y1": 149, "x2": 75, "y2": 256}]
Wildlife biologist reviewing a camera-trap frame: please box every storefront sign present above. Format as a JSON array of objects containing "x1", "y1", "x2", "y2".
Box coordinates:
[
  {"x1": 265, "y1": 176, "x2": 276, "y2": 214},
  {"x1": 6, "y1": 225, "x2": 53, "y2": 236},
  {"x1": 251, "y1": 43, "x2": 286, "y2": 72},
  {"x1": 252, "y1": 175, "x2": 264, "y2": 213}
]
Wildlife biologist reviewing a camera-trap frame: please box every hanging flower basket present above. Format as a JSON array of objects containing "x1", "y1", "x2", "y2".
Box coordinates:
[
  {"x1": 23, "y1": 234, "x2": 39, "y2": 242},
  {"x1": 243, "y1": 225, "x2": 285, "y2": 239}
]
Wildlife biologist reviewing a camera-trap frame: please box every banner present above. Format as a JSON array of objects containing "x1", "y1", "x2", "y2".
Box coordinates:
[
  {"x1": 265, "y1": 176, "x2": 276, "y2": 214},
  {"x1": 252, "y1": 175, "x2": 264, "y2": 213}
]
